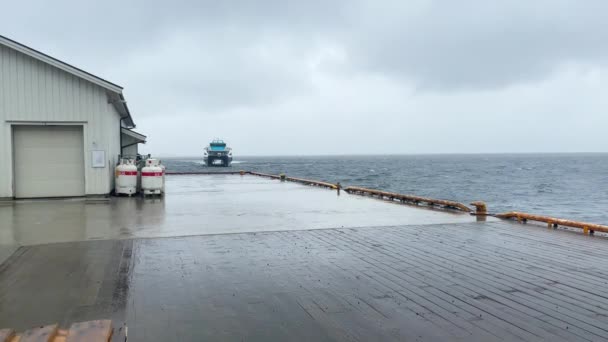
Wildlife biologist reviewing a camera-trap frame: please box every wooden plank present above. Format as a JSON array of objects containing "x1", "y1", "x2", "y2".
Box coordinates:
[
  {"x1": 343, "y1": 226, "x2": 608, "y2": 340},
  {"x1": 66, "y1": 320, "x2": 112, "y2": 342},
  {"x1": 0, "y1": 329, "x2": 15, "y2": 342},
  {"x1": 19, "y1": 324, "x2": 59, "y2": 342},
  {"x1": 315, "y1": 227, "x2": 580, "y2": 340}
]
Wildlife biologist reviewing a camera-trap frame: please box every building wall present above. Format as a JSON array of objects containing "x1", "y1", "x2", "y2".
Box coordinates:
[
  {"x1": 0, "y1": 44, "x2": 122, "y2": 197},
  {"x1": 122, "y1": 145, "x2": 138, "y2": 157},
  {"x1": 121, "y1": 134, "x2": 140, "y2": 157}
]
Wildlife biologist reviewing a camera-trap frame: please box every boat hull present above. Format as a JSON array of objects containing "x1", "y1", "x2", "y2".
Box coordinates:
[{"x1": 204, "y1": 155, "x2": 232, "y2": 167}]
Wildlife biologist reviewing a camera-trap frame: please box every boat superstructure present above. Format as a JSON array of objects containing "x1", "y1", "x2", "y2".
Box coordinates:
[{"x1": 203, "y1": 139, "x2": 233, "y2": 166}]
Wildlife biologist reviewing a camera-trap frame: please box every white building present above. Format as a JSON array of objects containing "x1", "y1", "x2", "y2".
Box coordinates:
[{"x1": 0, "y1": 35, "x2": 146, "y2": 199}]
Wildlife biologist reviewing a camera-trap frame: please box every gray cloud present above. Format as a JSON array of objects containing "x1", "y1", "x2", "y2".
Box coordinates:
[
  {"x1": 341, "y1": 1, "x2": 608, "y2": 90},
  {"x1": 1, "y1": 0, "x2": 607, "y2": 155}
]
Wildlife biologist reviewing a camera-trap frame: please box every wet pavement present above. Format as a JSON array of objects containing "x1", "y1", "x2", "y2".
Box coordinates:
[
  {"x1": 2, "y1": 175, "x2": 606, "y2": 341},
  {"x1": 0, "y1": 174, "x2": 480, "y2": 247},
  {"x1": 0, "y1": 240, "x2": 131, "y2": 331},
  {"x1": 3, "y1": 221, "x2": 608, "y2": 341},
  {"x1": 0, "y1": 244, "x2": 16, "y2": 268}
]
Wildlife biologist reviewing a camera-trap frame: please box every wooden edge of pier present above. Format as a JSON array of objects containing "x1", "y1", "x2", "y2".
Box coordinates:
[{"x1": 1, "y1": 320, "x2": 118, "y2": 342}]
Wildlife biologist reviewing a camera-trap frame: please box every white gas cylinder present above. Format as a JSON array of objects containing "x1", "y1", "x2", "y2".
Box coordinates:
[
  {"x1": 141, "y1": 158, "x2": 164, "y2": 195},
  {"x1": 115, "y1": 159, "x2": 138, "y2": 196}
]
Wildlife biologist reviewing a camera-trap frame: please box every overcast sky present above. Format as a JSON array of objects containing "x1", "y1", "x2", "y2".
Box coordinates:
[{"x1": 2, "y1": 1, "x2": 607, "y2": 156}]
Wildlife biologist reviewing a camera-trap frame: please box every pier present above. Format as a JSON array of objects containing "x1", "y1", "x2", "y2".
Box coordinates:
[{"x1": 2, "y1": 174, "x2": 608, "y2": 341}]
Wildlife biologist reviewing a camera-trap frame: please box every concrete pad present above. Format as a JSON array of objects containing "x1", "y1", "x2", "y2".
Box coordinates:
[{"x1": 0, "y1": 175, "x2": 484, "y2": 246}]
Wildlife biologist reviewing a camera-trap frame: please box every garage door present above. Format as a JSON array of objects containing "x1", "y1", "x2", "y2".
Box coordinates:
[{"x1": 13, "y1": 125, "x2": 85, "y2": 198}]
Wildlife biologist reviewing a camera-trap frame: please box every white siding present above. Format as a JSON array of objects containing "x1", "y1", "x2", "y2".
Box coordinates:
[
  {"x1": 122, "y1": 144, "x2": 139, "y2": 157},
  {"x1": 0, "y1": 44, "x2": 122, "y2": 197},
  {"x1": 121, "y1": 134, "x2": 141, "y2": 157}
]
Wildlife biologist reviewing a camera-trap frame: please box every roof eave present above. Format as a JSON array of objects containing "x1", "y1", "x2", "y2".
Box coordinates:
[
  {"x1": 119, "y1": 93, "x2": 135, "y2": 128},
  {"x1": 121, "y1": 128, "x2": 147, "y2": 142},
  {"x1": 108, "y1": 92, "x2": 135, "y2": 128}
]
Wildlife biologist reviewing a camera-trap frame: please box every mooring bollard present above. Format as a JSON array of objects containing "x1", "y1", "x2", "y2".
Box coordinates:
[
  {"x1": 239, "y1": 170, "x2": 245, "y2": 176},
  {"x1": 280, "y1": 173, "x2": 286, "y2": 182},
  {"x1": 470, "y1": 201, "x2": 487, "y2": 222},
  {"x1": 470, "y1": 201, "x2": 487, "y2": 215}
]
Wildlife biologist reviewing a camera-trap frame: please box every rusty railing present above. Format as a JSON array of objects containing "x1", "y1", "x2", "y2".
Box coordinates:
[
  {"x1": 247, "y1": 171, "x2": 337, "y2": 189},
  {"x1": 165, "y1": 171, "x2": 243, "y2": 175},
  {"x1": 495, "y1": 211, "x2": 608, "y2": 235},
  {"x1": 284, "y1": 176, "x2": 337, "y2": 189},
  {"x1": 344, "y1": 186, "x2": 471, "y2": 213},
  {"x1": 247, "y1": 171, "x2": 281, "y2": 180}
]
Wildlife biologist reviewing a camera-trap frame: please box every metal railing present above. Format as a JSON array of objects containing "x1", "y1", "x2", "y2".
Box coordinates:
[
  {"x1": 344, "y1": 186, "x2": 472, "y2": 213},
  {"x1": 284, "y1": 176, "x2": 337, "y2": 189},
  {"x1": 248, "y1": 171, "x2": 337, "y2": 189},
  {"x1": 495, "y1": 211, "x2": 608, "y2": 235},
  {"x1": 165, "y1": 171, "x2": 243, "y2": 175},
  {"x1": 247, "y1": 171, "x2": 281, "y2": 180}
]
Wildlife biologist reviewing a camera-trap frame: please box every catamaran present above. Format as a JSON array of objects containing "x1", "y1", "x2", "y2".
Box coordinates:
[{"x1": 203, "y1": 139, "x2": 233, "y2": 167}]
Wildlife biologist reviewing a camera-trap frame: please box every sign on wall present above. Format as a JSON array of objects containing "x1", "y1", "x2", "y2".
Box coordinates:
[{"x1": 91, "y1": 150, "x2": 106, "y2": 168}]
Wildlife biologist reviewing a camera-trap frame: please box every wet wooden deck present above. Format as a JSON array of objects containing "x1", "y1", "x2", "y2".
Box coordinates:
[{"x1": 2, "y1": 221, "x2": 608, "y2": 341}]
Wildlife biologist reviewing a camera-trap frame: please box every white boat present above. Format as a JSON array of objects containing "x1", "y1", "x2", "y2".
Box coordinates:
[{"x1": 203, "y1": 139, "x2": 233, "y2": 167}]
